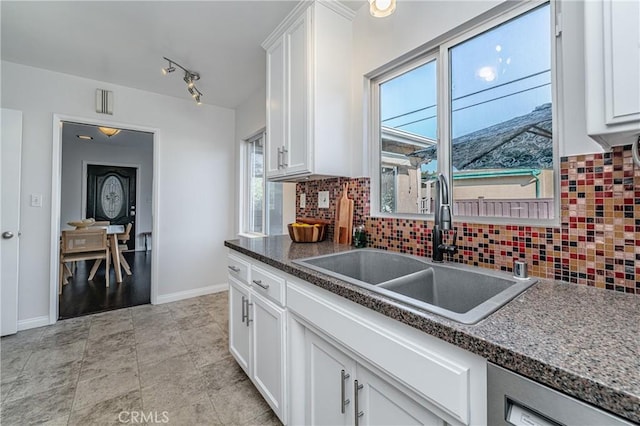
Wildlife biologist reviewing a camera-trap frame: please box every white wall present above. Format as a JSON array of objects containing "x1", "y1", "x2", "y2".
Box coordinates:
[
  {"x1": 349, "y1": 0, "x2": 602, "y2": 176},
  {"x1": 60, "y1": 132, "x2": 153, "y2": 249},
  {"x1": 234, "y1": 86, "x2": 295, "y2": 235},
  {"x1": 2, "y1": 61, "x2": 235, "y2": 323}
]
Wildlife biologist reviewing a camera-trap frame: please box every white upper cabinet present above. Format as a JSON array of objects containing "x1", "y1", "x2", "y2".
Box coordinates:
[
  {"x1": 263, "y1": 0, "x2": 354, "y2": 181},
  {"x1": 584, "y1": 0, "x2": 640, "y2": 148}
]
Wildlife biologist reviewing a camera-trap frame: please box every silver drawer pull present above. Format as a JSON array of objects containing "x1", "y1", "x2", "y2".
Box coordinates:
[
  {"x1": 252, "y1": 279, "x2": 270, "y2": 290},
  {"x1": 246, "y1": 302, "x2": 253, "y2": 327},
  {"x1": 228, "y1": 265, "x2": 240, "y2": 273},
  {"x1": 241, "y1": 295, "x2": 247, "y2": 323},
  {"x1": 341, "y1": 369, "x2": 350, "y2": 413},
  {"x1": 355, "y1": 380, "x2": 364, "y2": 425}
]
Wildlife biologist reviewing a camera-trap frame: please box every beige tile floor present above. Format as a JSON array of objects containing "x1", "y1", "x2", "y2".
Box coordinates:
[{"x1": 0, "y1": 292, "x2": 282, "y2": 425}]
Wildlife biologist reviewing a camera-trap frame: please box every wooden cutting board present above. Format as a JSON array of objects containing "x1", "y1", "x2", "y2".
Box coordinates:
[{"x1": 334, "y1": 183, "x2": 354, "y2": 245}]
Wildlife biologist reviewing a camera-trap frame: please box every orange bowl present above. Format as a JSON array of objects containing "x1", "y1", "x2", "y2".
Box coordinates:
[{"x1": 287, "y1": 223, "x2": 327, "y2": 243}]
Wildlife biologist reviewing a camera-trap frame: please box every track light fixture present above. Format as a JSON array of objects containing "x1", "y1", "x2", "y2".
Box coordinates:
[
  {"x1": 162, "y1": 56, "x2": 203, "y2": 105},
  {"x1": 161, "y1": 61, "x2": 175, "y2": 75}
]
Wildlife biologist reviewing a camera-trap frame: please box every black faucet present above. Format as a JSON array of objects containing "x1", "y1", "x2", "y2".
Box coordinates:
[{"x1": 432, "y1": 174, "x2": 457, "y2": 262}]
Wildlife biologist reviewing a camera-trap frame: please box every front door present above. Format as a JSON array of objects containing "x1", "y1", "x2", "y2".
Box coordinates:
[{"x1": 86, "y1": 165, "x2": 136, "y2": 250}]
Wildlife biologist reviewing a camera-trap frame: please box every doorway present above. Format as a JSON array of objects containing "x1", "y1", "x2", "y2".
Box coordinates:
[{"x1": 57, "y1": 121, "x2": 153, "y2": 319}]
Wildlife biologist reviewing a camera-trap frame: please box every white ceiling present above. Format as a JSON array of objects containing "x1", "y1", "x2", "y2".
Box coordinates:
[{"x1": 1, "y1": 1, "x2": 363, "y2": 109}]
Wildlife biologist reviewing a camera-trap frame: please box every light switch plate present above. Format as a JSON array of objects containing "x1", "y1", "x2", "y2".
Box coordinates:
[
  {"x1": 30, "y1": 194, "x2": 42, "y2": 207},
  {"x1": 318, "y1": 191, "x2": 329, "y2": 209},
  {"x1": 300, "y1": 193, "x2": 306, "y2": 209}
]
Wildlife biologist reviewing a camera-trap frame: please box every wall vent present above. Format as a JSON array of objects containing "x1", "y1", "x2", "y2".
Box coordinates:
[{"x1": 96, "y1": 89, "x2": 114, "y2": 115}]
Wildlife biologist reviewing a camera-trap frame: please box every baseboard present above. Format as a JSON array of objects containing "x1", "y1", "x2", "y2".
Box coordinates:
[
  {"x1": 156, "y1": 283, "x2": 228, "y2": 304},
  {"x1": 17, "y1": 316, "x2": 50, "y2": 331}
]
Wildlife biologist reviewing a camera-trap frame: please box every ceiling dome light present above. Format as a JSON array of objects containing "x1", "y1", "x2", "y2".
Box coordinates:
[
  {"x1": 98, "y1": 127, "x2": 121, "y2": 137},
  {"x1": 369, "y1": 0, "x2": 396, "y2": 17}
]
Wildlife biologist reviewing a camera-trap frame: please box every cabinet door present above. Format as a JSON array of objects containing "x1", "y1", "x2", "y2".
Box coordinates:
[
  {"x1": 228, "y1": 277, "x2": 251, "y2": 375},
  {"x1": 284, "y1": 10, "x2": 310, "y2": 176},
  {"x1": 266, "y1": 35, "x2": 286, "y2": 178},
  {"x1": 305, "y1": 329, "x2": 356, "y2": 426},
  {"x1": 251, "y1": 292, "x2": 286, "y2": 422},
  {"x1": 355, "y1": 365, "x2": 447, "y2": 426},
  {"x1": 603, "y1": 0, "x2": 640, "y2": 124}
]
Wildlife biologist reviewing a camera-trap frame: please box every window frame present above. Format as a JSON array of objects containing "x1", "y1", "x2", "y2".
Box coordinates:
[
  {"x1": 240, "y1": 129, "x2": 269, "y2": 237},
  {"x1": 368, "y1": 0, "x2": 561, "y2": 226}
]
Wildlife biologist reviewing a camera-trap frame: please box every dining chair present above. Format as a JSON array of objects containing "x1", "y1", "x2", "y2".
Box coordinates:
[
  {"x1": 59, "y1": 228, "x2": 110, "y2": 294},
  {"x1": 116, "y1": 223, "x2": 133, "y2": 275}
]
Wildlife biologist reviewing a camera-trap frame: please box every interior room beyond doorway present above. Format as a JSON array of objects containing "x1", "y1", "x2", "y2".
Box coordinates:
[{"x1": 58, "y1": 122, "x2": 153, "y2": 318}]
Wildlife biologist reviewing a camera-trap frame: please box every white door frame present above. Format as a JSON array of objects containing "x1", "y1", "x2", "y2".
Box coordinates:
[
  {"x1": 81, "y1": 160, "x2": 142, "y2": 251},
  {"x1": 50, "y1": 114, "x2": 160, "y2": 325}
]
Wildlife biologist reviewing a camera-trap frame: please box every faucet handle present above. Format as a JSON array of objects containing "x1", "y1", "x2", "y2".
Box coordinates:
[{"x1": 451, "y1": 230, "x2": 458, "y2": 247}]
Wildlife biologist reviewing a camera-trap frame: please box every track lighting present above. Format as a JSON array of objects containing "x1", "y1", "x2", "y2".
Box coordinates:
[
  {"x1": 162, "y1": 56, "x2": 203, "y2": 105},
  {"x1": 162, "y1": 62, "x2": 175, "y2": 75}
]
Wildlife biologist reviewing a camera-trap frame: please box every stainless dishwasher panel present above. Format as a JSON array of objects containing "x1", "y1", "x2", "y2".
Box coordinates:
[{"x1": 488, "y1": 363, "x2": 635, "y2": 426}]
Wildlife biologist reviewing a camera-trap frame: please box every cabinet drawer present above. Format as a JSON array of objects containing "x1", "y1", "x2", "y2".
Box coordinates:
[
  {"x1": 228, "y1": 254, "x2": 250, "y2": 284},
  {"x1": 251, "y1": 264, "x2": 285, "y2": 306}
]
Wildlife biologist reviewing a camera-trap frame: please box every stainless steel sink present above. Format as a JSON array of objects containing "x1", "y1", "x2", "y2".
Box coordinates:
[
  {"x1": 293, "y1": 249, "x2": 537, "y2": 324},
  {"x1": 294, "y1": 249, "x2": 429, "y2": 284}
]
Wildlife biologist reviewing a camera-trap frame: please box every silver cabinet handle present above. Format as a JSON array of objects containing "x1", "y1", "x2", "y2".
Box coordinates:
[
  {"x1": 354, "y1": 380, "x2": 364, "y2": 425},
  {"x1": 241, "y1": 295, "x2": 247, "y2": 323},
  {"x1": 246, "y1": 301, "x2": 253, "y2": 327},
  {"x1": 228, "y1": 265, "x2": 240, "y2": 273},
  {"x1": 282, "y1": 146, "x2": 288, "y2": 167},
  {"x1": 341, "y1": 370, "x2": 350, "y2": 414},
  {"x1": 252, "y1": 279, "x2": 269, "y2": 290},
  {"x1": 277, "y1": 146, "x2": 283, "y2": 169},
  {"x1": 2, "y1": 231, "x2": 14, "y2": 239}
]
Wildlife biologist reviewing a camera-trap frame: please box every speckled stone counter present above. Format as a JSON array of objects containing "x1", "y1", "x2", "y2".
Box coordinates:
[{"x1": 225, "y1": 235, "x2": 640, "y2": 423}]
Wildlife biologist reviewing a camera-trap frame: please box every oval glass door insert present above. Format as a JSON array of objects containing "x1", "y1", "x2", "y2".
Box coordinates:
[{"x1": 100, "y1": 175, "x2": 124, "y2": 219}]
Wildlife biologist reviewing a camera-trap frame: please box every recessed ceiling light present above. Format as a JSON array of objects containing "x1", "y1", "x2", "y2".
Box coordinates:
[{"x1": 77, "y1": 135, "x2": 93, "y2": 140}]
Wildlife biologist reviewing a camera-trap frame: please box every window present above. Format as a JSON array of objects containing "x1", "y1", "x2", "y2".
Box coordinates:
[
  {"x1": 372, "y1": 1, "x2": 556, "y2": 222},
  {"x1": 375, "y1": 57, "x2": 438, "y2": 215},
  {"x1": 243, "y1": 132, "x2": 284, "y2": 235}
]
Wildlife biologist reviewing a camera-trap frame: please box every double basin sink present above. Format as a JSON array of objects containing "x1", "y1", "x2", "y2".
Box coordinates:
[{"x1": 293, "y1": 249, "x2": 537, "y2": 324}]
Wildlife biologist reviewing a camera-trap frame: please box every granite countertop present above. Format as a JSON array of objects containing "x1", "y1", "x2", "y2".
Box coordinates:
[{"x1": 225, "y1": 235, "x2": 640, "y2": 423}]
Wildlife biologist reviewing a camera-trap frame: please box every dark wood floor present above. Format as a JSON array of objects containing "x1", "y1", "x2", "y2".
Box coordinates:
[{"x1": 59, "y1": 251, "x2": 151, "y2": 319}]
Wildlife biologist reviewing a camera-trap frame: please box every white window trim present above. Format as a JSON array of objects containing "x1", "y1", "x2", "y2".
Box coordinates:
[
  {"x1": 368, "y1": 0, "x2": 562, "y2": 226},
  {"x1": 239, "y1": 128, "x2": 268, "y2": 238}
]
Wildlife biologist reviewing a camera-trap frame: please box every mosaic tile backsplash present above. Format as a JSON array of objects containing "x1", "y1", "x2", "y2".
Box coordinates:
[{"x1": 296, "y1": 145, "x2": 639, "y2": 295}]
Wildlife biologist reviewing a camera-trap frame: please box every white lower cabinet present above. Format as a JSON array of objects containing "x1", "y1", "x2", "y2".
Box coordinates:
[
  {"x1": 227, "y1": 254, "x2": 287, "y2": 424},
  {"x1": 228, "y1": 252, "x2": 487, "y2": 426},
  {"x1": 251, "y1": 291, "x2": 286, "y2": 418},
  {"x1": 288, "y1": 278, "x2": 487, "y2": 425},
  {"x1": 305, "y1": 329, "x2": 356, "y2": 426},
  {"x1": 305, "y1": 329, "x2": 446, "y2": 426},
  {"x1": 228, "y1": 277, "x2": 251, "y2": 374}
]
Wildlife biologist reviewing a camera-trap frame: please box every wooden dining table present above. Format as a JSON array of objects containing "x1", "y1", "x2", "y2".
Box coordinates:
[{"x1": 98, "y1": 225, "x2": 125, "y2": 283}]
